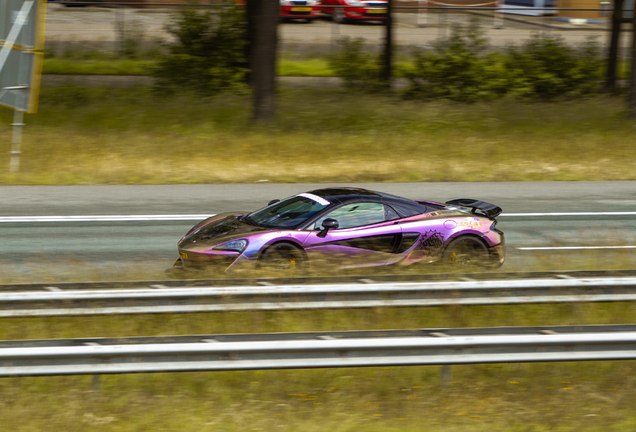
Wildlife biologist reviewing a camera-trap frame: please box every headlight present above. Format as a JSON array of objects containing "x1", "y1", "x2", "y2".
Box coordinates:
[
  {"x1": 212, "y1": 239, "x2": 248, "y2": 253},
  {"x1": 280, "y1": 0, "x2": 293, "y2": 5}
]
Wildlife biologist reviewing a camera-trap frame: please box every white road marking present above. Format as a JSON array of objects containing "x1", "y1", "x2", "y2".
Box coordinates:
[
  {"x1": 0, "y1": 215, "x2": 213, "y2": 223},
  {"x1": 502, "y1": 212, "x2": 636, "y2": 217},
  {"x1": 518, "y1": 246, "x2": 636, "y2": 251},
  {"x1": 0, "y1": 211, "x2": 634, "y2": 223}
]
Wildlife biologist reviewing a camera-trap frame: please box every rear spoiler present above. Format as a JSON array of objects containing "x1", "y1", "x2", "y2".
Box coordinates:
[{"x1": 445, "y1": 199, "x2": 502, "y2": 219}]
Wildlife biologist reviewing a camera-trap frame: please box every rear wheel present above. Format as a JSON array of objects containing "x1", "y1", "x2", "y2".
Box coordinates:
[
  {"x1": 259, "y1": 243, "x2": 304, "y2": 276},
  {"x1": 442, "y1": 236, "x2": 488, "y2": 270}
]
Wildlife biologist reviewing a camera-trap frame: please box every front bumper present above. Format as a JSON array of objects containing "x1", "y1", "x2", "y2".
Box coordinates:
[
  {"x1": 168, "y1": 249, "x2": 259, "y2": 276},
  {"x1": 281, "y1": 6, "x2": 321, "y2": 17}
]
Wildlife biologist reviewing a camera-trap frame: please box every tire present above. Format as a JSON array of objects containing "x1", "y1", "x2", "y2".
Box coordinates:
[
  {"x1": 259, "y1": 243, "x2": 305, "y2": 275},
  {"x1": 333, "y1": 7, "x2": 346, "y2": 23},
  {"x1": 442, "y1": 236, "x2": 489, "y2": 270}
]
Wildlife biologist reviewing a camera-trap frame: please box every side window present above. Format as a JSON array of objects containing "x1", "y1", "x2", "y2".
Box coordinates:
[
  {"x1": 390, "y1": 202, "x2": 427, "y2": 218},
  {"x1": 313, "y1": 203, "x2": 386, "y2": 230},
  {"x1": 384, "y1": 205, "x2": 400, "y2": 221}
]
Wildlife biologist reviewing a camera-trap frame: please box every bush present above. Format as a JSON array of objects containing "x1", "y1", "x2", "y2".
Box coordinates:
[
  {"x1": 151, "y1": 6, "x2": 248, "y2": 96},
  {"x1": 503, "y1": 34, "x2": 605, "y2": 99},
  {"x1": 399, "y1": 20, "x2": 605, "y2": 102},
  {"x1": 327, "y1": 37, "x2": 385, "y2": 92},
  {"x1": 404, "y1": 19, "x2": 509, "y2": 102}
]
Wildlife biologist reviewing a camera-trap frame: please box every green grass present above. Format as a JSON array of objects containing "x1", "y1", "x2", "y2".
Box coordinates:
[
  {"x1": 2, "y1": 299, "x2": 636, "y2": 431},
  {"x1": 1, "y1": 87, "x2": 635, "y2": 185},
  {"x1": 42, "y1": 58, "x2": 338, "y2": 77},
  {"x1": 40, "y1": 55, "x2": 632, "y2": 79},
  {"x1": 42, "y1": 58, "x2": 157, "y2": 76}
]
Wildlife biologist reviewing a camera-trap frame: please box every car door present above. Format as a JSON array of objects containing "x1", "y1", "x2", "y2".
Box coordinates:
[{"x1": 301, "y1": 202, "x2": 403, "y2": 268}]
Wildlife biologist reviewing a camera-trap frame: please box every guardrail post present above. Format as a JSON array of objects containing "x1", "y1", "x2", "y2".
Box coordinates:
[
  {"x1": 91, "y1": 375, "x2": 101, "y2": 391},
  {"x1": 441, "y1": 365, "x2": 452, "y2": 388}
]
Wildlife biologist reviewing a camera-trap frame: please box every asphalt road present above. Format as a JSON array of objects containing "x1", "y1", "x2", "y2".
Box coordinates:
[{"x1": 2, "y1": 182, "x2": 636, "y2": 278}]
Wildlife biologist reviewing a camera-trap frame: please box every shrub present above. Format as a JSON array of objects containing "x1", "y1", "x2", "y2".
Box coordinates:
[
  {"x1": 503, "y1": 35, "x2": 605, "y2": 99},
  {"x1": 403, "y1": 19, "x2": 509, "y2": 102},
  {"x1": 151, "y1": 6, "x2": 249, "y2": 96},
  {"x1": 327, "y1": 37, "x2": 385, "y2": 92},
  {"x1": 402, "y1": 19, "x2": 604, "y2": 102}
]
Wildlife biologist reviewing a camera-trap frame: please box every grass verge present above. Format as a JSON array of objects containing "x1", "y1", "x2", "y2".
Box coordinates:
[
  {"x1": 1, "y1": 88, "x2": 635, "y2": 185},
  {"x1": 2, "y1": 300, "x2": 636, "y2": 431},
  {"x1": 40, "y1": 56, "x2": 634, "y2": 80},
  {"x1": 2, "y1": 248, "x2": 635, "y2": 431}
]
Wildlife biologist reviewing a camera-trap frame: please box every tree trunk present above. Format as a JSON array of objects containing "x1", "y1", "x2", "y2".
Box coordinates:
[
  {"x1": 629, "y1": 8, "x2": 636, "y2": 118},
  {"x1": 382, "y1": 0, "x2": 393, "y2": 89},
  {"x1": 606, "y1": 0, "x2": 624, "y2": 92},
  {"x1": 246, "y1": 0, "x2": 279, "y2": 123}
]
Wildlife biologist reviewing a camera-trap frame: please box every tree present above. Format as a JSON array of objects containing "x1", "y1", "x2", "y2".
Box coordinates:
[
  {"x1": 381, "y1": 0, "x2": 393, "y2": 89},
  {"x1": 606, "y1": 0, "x2": 624, "y2": 92},
  {"x1": 152, "y1": 7, "x2": 248, "y2": 96},
  {"x1": 629, "y1": 2, "x2": 636, "y2": 118},
  {"x1": 246, "y1": 0, "x2": 279, "y2": 123}
]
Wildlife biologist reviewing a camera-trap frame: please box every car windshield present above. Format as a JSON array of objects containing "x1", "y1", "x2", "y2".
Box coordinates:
[{"x1": 244, "y1": 195, "x2": 329, "y2": 228}]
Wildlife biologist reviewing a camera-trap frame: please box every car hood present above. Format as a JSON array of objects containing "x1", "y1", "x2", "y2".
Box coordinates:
[{"x1": 179, "y1": 213, "x2": 272, "y2": 249}]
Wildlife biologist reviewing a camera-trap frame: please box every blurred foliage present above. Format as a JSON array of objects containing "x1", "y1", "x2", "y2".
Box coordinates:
[
  {"x1": 329, "y1": 19, "x2": 605, "y2": 101},
  {"x1": 150, "y1": 6, "x2": 249, "y2": 96},
  {"x1": 406, "y1": 22, "x2": 604, "y2": 101},
  {"x1": 503, "y1": 34, "x2": 605, "y2": 99},
  {"x1": 404, "y1": 19, "x2": 509, "y2": 102},
  {"x1": 327, "y1": 37, "x2": 385, "y2": 92}
]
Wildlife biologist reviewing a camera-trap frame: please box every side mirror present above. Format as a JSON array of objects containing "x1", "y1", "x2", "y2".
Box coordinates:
[
  {"x1": 317, "y1": 218, "x2": 338, "y2": 238},
  {"x1": 268, "y1": 199, "x2": 280, "y2": 206},
  {"x1": 322, "y1": 218, "x2": 339, "y2": 230}
]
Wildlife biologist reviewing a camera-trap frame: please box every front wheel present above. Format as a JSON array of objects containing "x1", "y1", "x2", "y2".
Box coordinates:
[
  {"x1": 259, "y1": 243, "x2": 305, "y2": 276},
  {"x1": 442, "y1": 236, "x2": 488, "y2": 270}
]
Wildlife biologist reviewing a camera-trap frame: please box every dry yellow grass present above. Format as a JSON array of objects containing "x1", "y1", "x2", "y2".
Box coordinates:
[{"x1": 1, "y1": 89, "x2": 635, "y2": 184}]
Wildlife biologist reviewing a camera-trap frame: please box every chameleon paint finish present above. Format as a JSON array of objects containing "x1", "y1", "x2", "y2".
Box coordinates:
[{"x1": 171, "y1": 187, "x2": 505, "y2": 273}]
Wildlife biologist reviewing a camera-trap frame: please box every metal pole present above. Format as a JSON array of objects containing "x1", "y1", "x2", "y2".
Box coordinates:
[
  {"x1": 383, "y1": 0, "x2": 393, "y2": 89},
  {"x1": 331, "y1": 6, "x2": 340, "y2": 51},
  {"x1": 417, "y1": 0, "x2": 428, "y2": 27},
  {"x1": 493, "y1": 0, "x2": 504, "y2": 28},
  {"x1": 10, "y1": 110, "x2": 24, "y2": 173},
  {"x1": 117, "y1": 6, "x2": 125, "y2": 56}
]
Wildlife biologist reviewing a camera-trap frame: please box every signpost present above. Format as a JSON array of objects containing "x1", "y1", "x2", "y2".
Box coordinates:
[{"x1": 0, "y1": 0, "x2": 46, "y2": 172}]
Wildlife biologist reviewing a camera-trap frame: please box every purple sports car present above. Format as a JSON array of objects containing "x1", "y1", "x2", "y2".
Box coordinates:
[{"x1": 169, "y1": 187, "x2": 505, "y2": 275}]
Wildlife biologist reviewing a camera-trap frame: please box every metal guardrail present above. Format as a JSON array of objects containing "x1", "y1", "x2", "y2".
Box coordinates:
[
  {"x1": 3, "y1": 275, "x2": 636, "y2": 317},
  {"x1": 1, "y1": 325, "x2": 635, "y2": 376}
]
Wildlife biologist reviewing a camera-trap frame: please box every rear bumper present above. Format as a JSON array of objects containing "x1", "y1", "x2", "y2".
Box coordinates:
[
  {"x1": 344, "y1": 7, "x2": 387, "y2": 19},
  {"x1": 488, "y1": 238, "x2": 506, "y2": 268}
]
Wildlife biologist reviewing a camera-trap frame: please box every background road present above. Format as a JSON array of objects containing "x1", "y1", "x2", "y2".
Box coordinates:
[
  {"x1": 2, "y1": 182, "x2": 636, "y2": 278},
  {"x1": 44, "y1": 4, "x2": 630, "y2": 52}
]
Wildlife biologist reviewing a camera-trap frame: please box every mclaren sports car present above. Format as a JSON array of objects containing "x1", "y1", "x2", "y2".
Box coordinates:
[{"x1": 169, "y1": 187, "x2": 505, "y2": 275}]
